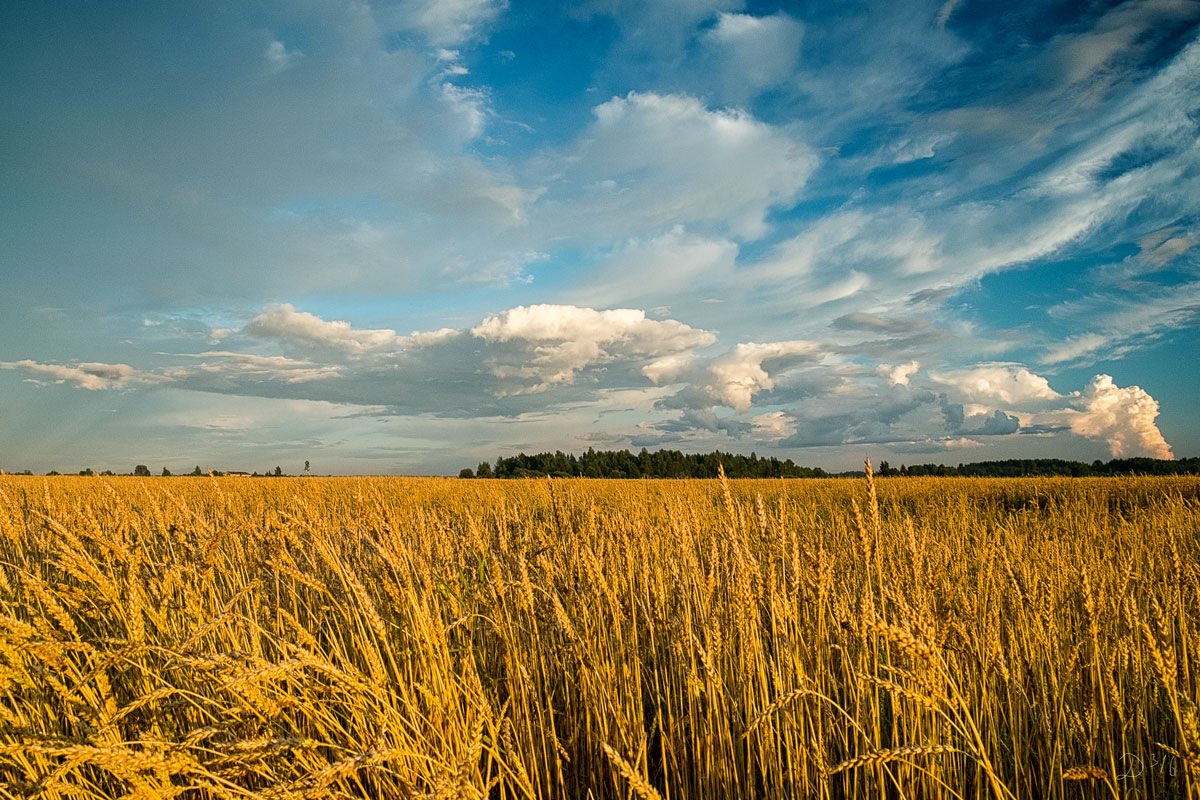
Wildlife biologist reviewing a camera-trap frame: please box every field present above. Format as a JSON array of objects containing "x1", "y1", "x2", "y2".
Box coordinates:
[{"x1": 0, "y1": 472, "x2": 1197, "y2": 799}]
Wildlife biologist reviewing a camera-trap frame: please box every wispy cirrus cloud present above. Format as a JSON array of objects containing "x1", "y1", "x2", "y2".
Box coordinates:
[{"x1": 536, "y1": 91, "x2": 818, "y2": 242}]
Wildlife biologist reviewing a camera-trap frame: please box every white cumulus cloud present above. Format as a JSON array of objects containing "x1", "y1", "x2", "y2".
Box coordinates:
[
  {"x1": 246, "y1": 305, "x2": 401, "y2": 353},
  {"x1": 0, "y1": 360, "x2": 166, "y2": 390},
  {"x1": 751, "y1": 410, "x2": 798, "y2": 441},
  {"x1": 1067, "y1": 374, "x2": 1173, "y2": 459},
  {"x1": 931, "y1": 367, "x2": 1174, "y2": 459},
  {"x1": 471, "y1": 304, "x2": 717, "y2": 393},
  {"x1": 705, "y1": 341, "x2": 822, "y2": 412},
  {"x1": 930, "y1": 363, "x2": 1062, "y2": 405},
  {"x1": 245, "y1": 304, "x2": 458, "y2": 354},
  {"x1": 646, "y1": 340, "x2": 823, "y2": 413},
  {"x1": 877, "y1": 361, "x2": 920, "y2": 387}
]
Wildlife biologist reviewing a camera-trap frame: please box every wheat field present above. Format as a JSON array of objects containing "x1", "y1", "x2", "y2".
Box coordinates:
[{"x1": 0, "y1": 469, "x2": 1196, "y2": 799}]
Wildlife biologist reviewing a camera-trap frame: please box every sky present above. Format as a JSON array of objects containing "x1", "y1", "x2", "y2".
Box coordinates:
[{"x1": 1, "y1": 0, "x2": 1198, "y2": 475}]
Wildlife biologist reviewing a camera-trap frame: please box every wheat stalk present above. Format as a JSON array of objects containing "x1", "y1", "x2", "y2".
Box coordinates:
[{"x1": 828, "y1": 744, "x2": 957, "y2": 775}]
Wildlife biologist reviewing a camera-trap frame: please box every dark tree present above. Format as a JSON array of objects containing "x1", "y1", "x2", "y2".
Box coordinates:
[
  {"x1": 458, "y1": 468, "x2": 474, "y2": 479},
  {"x1": 134, "y1": 464, "x2": 151, "y2": 477},
  {"x1": 475, "y1": 461, "x2": 493, "y2": 478},
  {"x1": 190, "y1": 466, "x2": 203, "y2": 476}
]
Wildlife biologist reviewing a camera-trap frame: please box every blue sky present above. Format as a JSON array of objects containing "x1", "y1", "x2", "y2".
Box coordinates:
[{"x1": 2, "y1": 0, "x2": 1198, "y2": 475}]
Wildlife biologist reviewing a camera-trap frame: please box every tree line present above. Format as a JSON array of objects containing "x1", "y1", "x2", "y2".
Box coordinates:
[
  {"x1": 1, "y1": 466, "x2": 294, "y2": 477},
  {"x1": 875, "y1": 456, "x2": 1200, "y2": 477},
  {"x1": 461, "y1": 448, "x2": 828, "y2": 479},
  {"x1": 460, "y1": 450, "x2": 1200, "y2": 479}
]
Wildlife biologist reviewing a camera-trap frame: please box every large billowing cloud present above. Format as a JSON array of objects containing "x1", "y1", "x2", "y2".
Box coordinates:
[
  {"x1": 632, "y1": 354, "x2": 1177, "y2": 459},
  {"x1": 702, "y1": 342, "x2": 824, "y2": 413},
  {"x1": 470, "y1": 304, "x2": 717, "y2": 393},
  {"x1": 470, "y1": 304, "x2": 711, "y2": 350},
  {"x1": 645, "y1": 340, "x2": 823, "y2": 413},
  {"x1": 1066, "y1": 374, "x2": 1173, "y2": 459},
  {"x1": 927, "y1": 367, "x2": 1175, "y2": 459},
  {"x1": 929, "y1": 364, "x2": 1062, "y2": 406}
]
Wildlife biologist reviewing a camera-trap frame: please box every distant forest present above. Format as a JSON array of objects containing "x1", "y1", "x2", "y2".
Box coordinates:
[
  {"x1": 464, "y1": 449, "x2": 826, "y2": 479},
  {"x1": 460, "y1": 449, "x2": 1200, "y2": 479},
  {"x1": 877, "y1": 456, "x2": 1200, "y2": 477}
]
